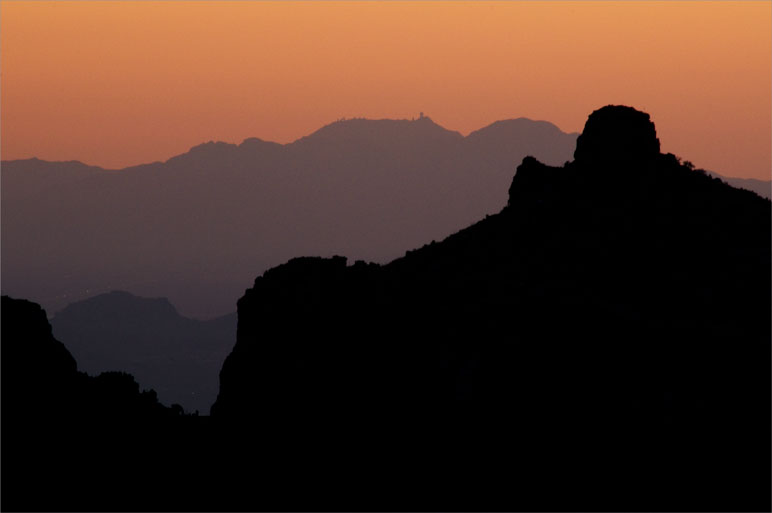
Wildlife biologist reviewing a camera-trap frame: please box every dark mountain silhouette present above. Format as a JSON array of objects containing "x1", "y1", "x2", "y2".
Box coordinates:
[
  {"x1": 5, "y1": 115, "x2": 766, "y2": 322},
  {"x1": 2, "y1": 116, "x2": 577, "y2": 319},
  {"x1": 1, "y1": 295, "x2": 182, "y2": 419},
  {"x1": 1, "y1": 295, "x2": 192, "y2": 511},
  {"x1": 51, "y1": 290, "x2": 236, "y2": 413},
  {"x1": 1, "y1": 106, "x2": 769, "y2": 511},
  {"x1": 211, "y1": 105, "x2": 771, "y2": 510}
]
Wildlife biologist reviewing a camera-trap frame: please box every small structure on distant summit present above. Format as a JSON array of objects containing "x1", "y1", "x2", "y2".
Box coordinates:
[{"x1": 419, "y1": 112, "x2": 424, "y2": 119}]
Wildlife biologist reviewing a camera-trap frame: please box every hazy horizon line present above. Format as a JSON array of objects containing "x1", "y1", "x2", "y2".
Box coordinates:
[
  {"x1": 1, "y1": 114, "x2": 577, "y2": 171},
  {"x1": 4, "y1": 114, "x2": 770, "y2": 183}
]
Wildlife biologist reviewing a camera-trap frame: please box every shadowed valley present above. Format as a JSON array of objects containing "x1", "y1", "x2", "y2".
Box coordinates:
[{"x1": 51, "y1": 290, "x2": 236, "y2": 414}]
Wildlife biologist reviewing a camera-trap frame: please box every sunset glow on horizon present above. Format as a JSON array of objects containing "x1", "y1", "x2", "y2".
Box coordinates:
[{"x1": 2, "y1": 1, "x2": 770, "y2": 179}]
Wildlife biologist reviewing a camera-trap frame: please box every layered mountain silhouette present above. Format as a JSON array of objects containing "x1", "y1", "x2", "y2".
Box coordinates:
[
  {"x1": 6, "y1": 115, "x2": 765, "y2": 322},
  {"x1": 2, "y1": 116, "x2": 578, "y2": 319},
  {"x1": 1, "y1": 295, "x2": 185, "y2": 419},
  {"x1": 211, "y1": 105, "x2": 771, "y2": 509},
  {"x1": 2, "y1": 106, "x2": 769, "y2": 511},
  {"x1": 1, "y1": 295, "x2": 191, "y2": 511},
  {"x1": 5, "y1": 115, "x2": 766, "y2": 321},
  {"x1": 51, "y1": 290, "x2": 236, "y2": 413}
]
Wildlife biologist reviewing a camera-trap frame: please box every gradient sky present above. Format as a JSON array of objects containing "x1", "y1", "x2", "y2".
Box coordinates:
[{"x1": 2, "y1": 1, "x2": 770, "y2": 179}]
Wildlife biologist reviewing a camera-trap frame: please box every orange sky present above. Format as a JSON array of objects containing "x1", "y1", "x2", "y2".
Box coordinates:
[{"x1": 1, "y1": 1, "x2": 770, "y2": 179}]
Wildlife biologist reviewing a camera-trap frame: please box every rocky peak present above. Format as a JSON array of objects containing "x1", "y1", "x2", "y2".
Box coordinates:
[{"x1": 573, "y1": 105, "x2": 660, "y2": 167}]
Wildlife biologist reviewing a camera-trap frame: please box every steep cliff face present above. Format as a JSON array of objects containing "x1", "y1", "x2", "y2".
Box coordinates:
[
  {"x1": 212, "y1": 106, "x2": 770, "y2": 510},
  {"x1": 1, "y1": 296, "x2": 79, "y2": 419},
  {"x1": 211, "y1": 256, "x2": 409, "y2": 418}
]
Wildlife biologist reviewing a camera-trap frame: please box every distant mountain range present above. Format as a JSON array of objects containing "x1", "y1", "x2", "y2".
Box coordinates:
[
  {"x1": 3, "y1": 116, "x2": 766, "y2": 320},
  {"x1": 1, "y1": 116, "x2": 576, "y2": 319},
  {"x1": 51, "y1": 290, "x2": 235, "y2": 413}
]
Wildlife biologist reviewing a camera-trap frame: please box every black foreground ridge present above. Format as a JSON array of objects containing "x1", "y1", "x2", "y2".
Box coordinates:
[{"x1": 3, "y1": 105, "x2": 770, "y2": 512}]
